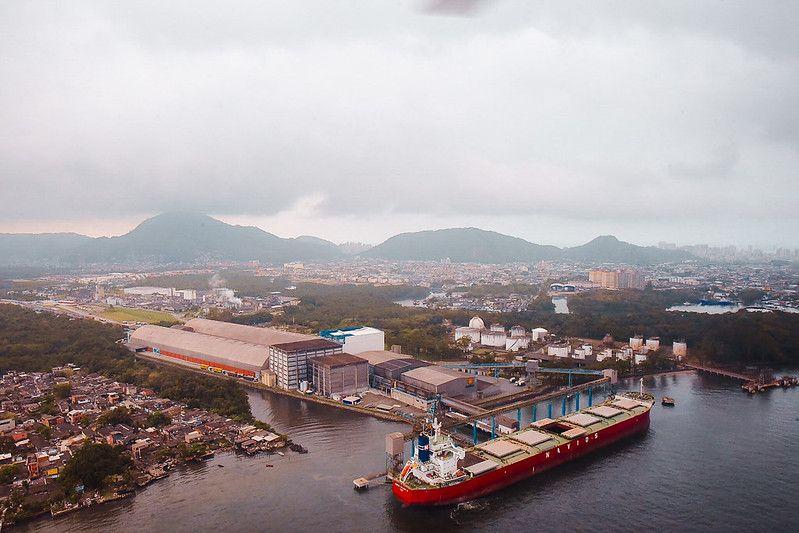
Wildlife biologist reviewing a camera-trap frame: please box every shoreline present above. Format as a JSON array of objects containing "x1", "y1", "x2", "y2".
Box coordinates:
[
  {"x1": 135, "y1": 353, "x2": 414, "y2": 425},
  {"x1": 9, "y1": 448, "x2": 289, "y2": 529}
]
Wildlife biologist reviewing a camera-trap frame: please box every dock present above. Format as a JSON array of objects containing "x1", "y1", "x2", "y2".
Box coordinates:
[
  {"x1": 684, "y1": 363, "x2": 798, "y2": 394},
  {"x1": 683, "y1": 363, "x2": 753, "y2": 382},
  {"x1": 353, "y1": 471, "x2": 387, "y2": 491}
]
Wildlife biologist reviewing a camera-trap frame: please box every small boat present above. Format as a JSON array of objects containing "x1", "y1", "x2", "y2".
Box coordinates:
[
  {"x1": 217, "y1": 464, "x2": 224, "y2": 468},
  {"x1": 265, "y1": 464, "x2": 274, "y2": 468},
  {"x1": 277, "y1": 451, "x2": 285, "y2": 456},
  {"x1": 661, "y1": 396, "x2": 675, "y2": 406}
]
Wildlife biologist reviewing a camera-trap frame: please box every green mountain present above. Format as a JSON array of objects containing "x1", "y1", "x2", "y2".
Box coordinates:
[
  {"x1": 364, "y1": 229, "x2": 691, "y2": 265},
  {"x1": 68, "y1": 213, "x2": 343, "y2": 264},
  {"x1": 0, "y1": 214, "x2": 692, "y2": 267},
  {"x1": 0, "y1": 213, "x2": 342, "y2": 266},
  {"x1": 562, "y1": 235, "x2": 692, "y2": 265},
  {"x1": 362, "y1": 227, "x2": 561, "y2": 263}
]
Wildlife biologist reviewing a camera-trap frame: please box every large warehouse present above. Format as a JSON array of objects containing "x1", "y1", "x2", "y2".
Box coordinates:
[
  {"x1": 400, "y1": 366, "x2": 475, "y2": 397},
  {"x1": 310, "y1": 353, "x2": 369, "y2": 397},
  {"x1": 359, "y1": 350, "x2": 431, "y2": 382},
  {"x1": 127, "y1": 325, "x2": 270, "y2": 378},
  {"x1": 183, "y1": 318, "x2": 316, "y2": 347}
]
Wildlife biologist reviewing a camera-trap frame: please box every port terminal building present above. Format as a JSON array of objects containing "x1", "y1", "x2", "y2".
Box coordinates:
[{"x1": 319, "y1": 326, "x2": 385, "y2": 354}]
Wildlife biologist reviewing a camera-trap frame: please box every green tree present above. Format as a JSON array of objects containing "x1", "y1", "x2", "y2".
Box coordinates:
[
  {"x1": 59, "y1": 442, "x2": 131, "y2": 491},
  {"x1": 145, "y1": 411, "x2": 171, "y2": 428},
  {"x1": 53, "y1": 382, "x2": 72, "y2": 399},
  {"x1": 0, "y1": 464, "x2": 18, "y2": 484},
  {"x1": 96, "y1": 407, "x2": 135, "y2": 428}
]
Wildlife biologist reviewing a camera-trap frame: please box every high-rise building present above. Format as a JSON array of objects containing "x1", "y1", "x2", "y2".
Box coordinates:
[
  {"x1": 590, "y1": 268, "x2": 645, "y2": 290},
  {"x1": 618, "y1": 269, "x2": 646, "y2": 289},
  {"x1": 589, "y1": 269, "x2": 619, "y2": 289},
  {"x1": 269, "y1": 339, "x2": 342, "y2": 390}
]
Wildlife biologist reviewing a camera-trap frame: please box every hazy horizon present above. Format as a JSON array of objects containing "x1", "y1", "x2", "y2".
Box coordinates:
[
  {"x1": 0, "y1": 211, "x2": 793, "y2": 251},
  {"x1": 1, "y1": 1, "x2": 797, "y2": 248}
]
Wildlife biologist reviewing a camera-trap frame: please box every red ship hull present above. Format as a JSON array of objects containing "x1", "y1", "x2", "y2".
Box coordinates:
[{"x1": 393, "y1": 408, "x2": 650, "y2": 506}]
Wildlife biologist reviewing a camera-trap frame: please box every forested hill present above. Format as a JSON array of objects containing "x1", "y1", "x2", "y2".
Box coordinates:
[
  {"x1": 362, "y1": 228, "x2": 561, "y2": 263},
  {"x1": 363, "y1": 228, "x2": 692, "y2": 265},
  {"x1": 0, "y1": 213, "x2": 343, "y2": 267},
  {"x1": 1, "y1": 213, "x2": 692, "y2": 267}
]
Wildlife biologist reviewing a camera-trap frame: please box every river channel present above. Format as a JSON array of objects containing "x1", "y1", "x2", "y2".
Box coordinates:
[{"x1": 20, "y1": 372, "x2": 798, "y2": 532}]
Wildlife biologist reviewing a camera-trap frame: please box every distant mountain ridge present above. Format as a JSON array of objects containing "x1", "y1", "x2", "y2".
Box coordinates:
[
  {"x1": 0, "y1": 213, "x2": 342, "y2": 266},
  {"x1": 0, "y1": 213, "x2": 693, "y2": 267},
  {"x1": 363, "y1": 228, "x2": 692, "y2": 265},
  {"x1": 562, "y1": 235, "x2": 690, "y2": 264},
  {"x1": 362, "y1": 227, "x2": 561, "y2": 263}
]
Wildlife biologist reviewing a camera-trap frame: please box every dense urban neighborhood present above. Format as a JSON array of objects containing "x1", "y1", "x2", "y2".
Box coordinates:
[{"x1": 0, "y1": 367, "x2": 286, "y2": 525}]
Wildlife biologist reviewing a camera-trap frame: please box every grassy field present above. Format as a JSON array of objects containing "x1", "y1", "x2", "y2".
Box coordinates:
[{"x1": 100, "y1": 306, "x2": 181, "y2": 325}]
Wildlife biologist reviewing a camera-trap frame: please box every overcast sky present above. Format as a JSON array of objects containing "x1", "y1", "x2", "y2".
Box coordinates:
[{"x1": 1, "y1": 1, "x2": 797, "y2": 247}]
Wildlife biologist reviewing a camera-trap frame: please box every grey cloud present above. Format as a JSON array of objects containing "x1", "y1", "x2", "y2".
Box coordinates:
[{"x1": 0, "y1": 1, "x2": 797, "y2": 245}]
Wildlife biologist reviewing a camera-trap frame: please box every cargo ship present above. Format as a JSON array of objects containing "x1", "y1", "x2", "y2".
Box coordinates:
[{"x1": 392, "y1": 390, "x2": 654, "y2": 506}]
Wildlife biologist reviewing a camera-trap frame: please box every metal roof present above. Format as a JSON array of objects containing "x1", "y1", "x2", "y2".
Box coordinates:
[
  {"x1": 128, "y1": 325, "x2": 270, "y2": 371},
  {"x1": 270, "y1": 338, "x2": 341, "y2": 353},
  {"x1": 358, "y1": 350, "x2": 405, "y2": 365},
  {"x1": 320, "y1": 326, "x2": 382, "y2": 339},
  {"x1": 183, "y1": 318, "x2": 316, "y2": 347},
  {"x1": 402, "y1": 366, "x2": 468, "y2": 386},
  {"x1": 309, "y1": 353, "x2": 367, "y2": 368}
]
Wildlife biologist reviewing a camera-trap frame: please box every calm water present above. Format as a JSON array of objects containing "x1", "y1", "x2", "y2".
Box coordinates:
[
  {"x1": 20, "y1": 372, "x2": 798, "y2": 532},
  {"x1": 667, "y1": 304, "x2": 744, "y2": 314}
]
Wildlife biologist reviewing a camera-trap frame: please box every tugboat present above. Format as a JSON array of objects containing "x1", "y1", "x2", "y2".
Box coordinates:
[
  {"x1": 661, "y1": 396, "x2": 675, "y2": 406},
  {"x1": 392, "y1": 389, "x2": 654, "y2": 506}
]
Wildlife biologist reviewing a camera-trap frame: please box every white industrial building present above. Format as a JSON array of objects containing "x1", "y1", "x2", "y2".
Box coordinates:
[
  {"x1": 597, "y1": 348, "x2": 613, "y2": 362},
  {"x1": 454, "y1": 327, "x2": 482, "y2": 344},
  {"x1": 505, "y1": 335, "x2": 530, "y2": 352},
  {"x1": 319, "y1": 326, "x2": 385, "y2": 355},
  {"x1": 124, "y1": 286, "x2": 175, "y2": 297},
  {"x1": 547, "y1": 343, "x2": 570, "y2": 358},
  {"x1": 480, "y1": 329, "x2": 507, "y2": 348},
  {"x1": 454, "y1": 316, "x2": 544, "y2": 351},
  {"x1": 531, "y1": 328, "x2": 549, "y2": 341}
]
